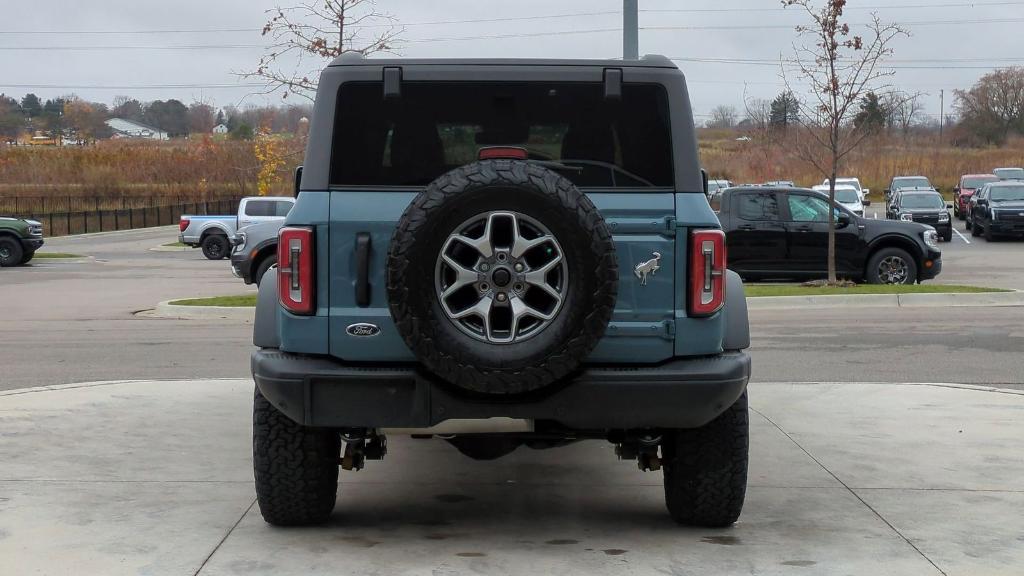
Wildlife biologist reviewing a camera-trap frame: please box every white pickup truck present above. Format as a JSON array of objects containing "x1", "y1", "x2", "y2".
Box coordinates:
[{"x1": 178, "y1": 196, "x2": 294, "y2": 260}]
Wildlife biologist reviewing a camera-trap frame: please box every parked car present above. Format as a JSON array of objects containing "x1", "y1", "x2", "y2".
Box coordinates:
[
  {"x1": 178, "y1": 196, "x2": 294, "y2": 260},
  {"x1": 717, "y1": 186, "x2": 942, "y2": 283},
  {"x1": 968, "y1": 181, "x2": 1024, "y2": 241},
  {"x1": 707, "y1": 179, "x2": 733, "y2": 196},
  {"x1": 885, "y1": 176, "x2": 934, "y2": 200},
  {"x1": 811, "y1": 184, "x2": 868, "y2": 217},
  {"x1": 953, "y1": 173, "x2": 998, "y2": 220},
  {"x1": 0, "y1": 217, "x2": 44, "y2": 267},
  {"x1": 230, "y1": 220, "x2": 282, "y2": 285},
  {"x1": 249, "y1": 53, "x2": 752, "y2": 528},
  {"x1": 822, "y1": 177, "x2": 869, "y2": 200},
  {"x1": 885, "y1": 189, "x2": 952, "y2": 242},
  {"x1": 992, "y1": 167, "x2": 1024, "y2": 181}
]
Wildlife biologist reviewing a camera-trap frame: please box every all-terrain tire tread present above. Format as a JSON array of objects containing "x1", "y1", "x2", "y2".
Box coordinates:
[
  {"x1": 253, "y1": 386, "x2": 340, "y2": 526},
  {"x1": 662, "y1": 391, "x2": 749, "y2": 527}
]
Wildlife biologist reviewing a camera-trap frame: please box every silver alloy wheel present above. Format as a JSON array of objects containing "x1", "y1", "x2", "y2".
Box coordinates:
[
  {"x1": 877, "y1": 255, "x2": 909, "y2": 284},
  {"x1": 435, "y1": 211, "x2": 568, "y2": 344}
]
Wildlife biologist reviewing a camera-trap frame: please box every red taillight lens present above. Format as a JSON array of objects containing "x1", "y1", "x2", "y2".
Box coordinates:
[
  {"x1": 478, "y1": 146, "x2": 528, "y2": 160},
  {"x1": 179, "y1": 218, "x2": 190, "y2": 232},
  {"x1": 278, "y1": 226, "x2": 315, "y2": 315},
  {"x1": 689, "y1": 229, "x2": 726, "y2": 317}
]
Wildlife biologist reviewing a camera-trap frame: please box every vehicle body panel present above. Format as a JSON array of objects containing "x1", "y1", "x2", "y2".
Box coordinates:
[
  {"x1": 0, "y1": 217, "x2": 44, "y2": 254},
  {"x1": 231, "y1": 220, "x2": 285, "y2": 284}
]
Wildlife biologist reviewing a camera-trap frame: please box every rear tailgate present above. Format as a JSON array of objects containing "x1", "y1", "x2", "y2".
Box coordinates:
[{"x1": 326, "y1": 191, "x2": 677, "y2": 364}]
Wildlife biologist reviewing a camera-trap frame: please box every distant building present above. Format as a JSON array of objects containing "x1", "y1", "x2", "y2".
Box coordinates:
[
  {"x1": 105, "y1": 118, "x2": 168, "y2": 140},
  {"x1": 212, "y1": 123, "x2": 228, "y2": 134}
]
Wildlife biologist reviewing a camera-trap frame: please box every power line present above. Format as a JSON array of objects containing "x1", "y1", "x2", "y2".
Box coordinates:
[{"x1": 3, "y1": 1, "x2": 1021, "y2": 35}]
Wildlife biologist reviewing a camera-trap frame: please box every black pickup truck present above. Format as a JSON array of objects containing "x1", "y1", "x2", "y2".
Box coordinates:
[{"x1": 716, "y1": 186, "x2": 942, "y2": 284}]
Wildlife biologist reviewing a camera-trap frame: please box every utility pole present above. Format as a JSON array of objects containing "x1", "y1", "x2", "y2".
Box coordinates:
[
  {"x1": 623, "y1": 0, "x2": 639, "y2": 60},
  {"x1": 939, "y1": 89, "x2": 944, "y2": 141}
]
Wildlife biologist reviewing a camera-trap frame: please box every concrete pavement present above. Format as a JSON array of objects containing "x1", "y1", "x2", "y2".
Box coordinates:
[{"x1": 2, "y1": 379, "x2": 1022, "y2": 575}]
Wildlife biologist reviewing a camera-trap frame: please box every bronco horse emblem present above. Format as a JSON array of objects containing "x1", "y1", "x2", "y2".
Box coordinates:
[{"x1": 633, "y1": 252, "x2": 662, "y2": 286}]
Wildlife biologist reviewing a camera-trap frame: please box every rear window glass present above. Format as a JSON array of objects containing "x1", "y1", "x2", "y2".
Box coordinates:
[
  {"x1": 736, "y1": 192, "x2": 779, "y2": 221},
  {"x1": 244, "y1": 200, "x2": 292, "y2": 217},
  {"x1": 330, "y1": 81, "x2": 674, "y2": 188}
]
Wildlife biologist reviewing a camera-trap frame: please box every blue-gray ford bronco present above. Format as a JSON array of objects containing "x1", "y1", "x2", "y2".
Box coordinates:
[{"x1": 251, "y1": 53, "x2": 752, "y2": 527}]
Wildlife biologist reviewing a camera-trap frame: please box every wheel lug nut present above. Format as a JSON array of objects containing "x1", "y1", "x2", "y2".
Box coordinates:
[
  {"x1": 514, "y1": 283, "x2": 524, "y2": 292},
  {"x1": 479, "y1": 263, "x2": 490, "y2": 272},
  {"x1": 514, "y1": 263, "x2": 524, "y2": 272},
  {"x1": 496, "y1": 292, "x2": 507, "y2": 302},
  {"x1": 480, "y1": 283, "x2": 489, "y2": 292}
]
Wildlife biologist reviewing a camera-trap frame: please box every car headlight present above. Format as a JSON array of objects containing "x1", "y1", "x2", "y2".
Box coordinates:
[
  {"x1": 923, "y1": 229, "x2": 939, "y2": 250},
  {"x1": 900, "y1": 213, "x2": 913, "y2": 222},
  {"x1": 991, "y1": 209, "x2": 997, "y2": 221},
  {"x1": 938, "y1": 212, "x2": 949, "y2": 222},
  {"x1": 232, "y1": 232, "x2": 247, "y2": 249}
]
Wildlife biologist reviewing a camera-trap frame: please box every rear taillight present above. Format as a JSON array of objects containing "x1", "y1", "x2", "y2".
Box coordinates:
[
  {"x1": 478, "y1": 146, "x2": 528, "y2": 160},
  {"x1": 689, "y1": 229, "x2": 726, "y2": 316},
  {"x1": 179, "y1": 218, "x2": 190, "y2": 232},
  {"x1": 278, "y1": 226, "x2": 315, "y2": 315}
]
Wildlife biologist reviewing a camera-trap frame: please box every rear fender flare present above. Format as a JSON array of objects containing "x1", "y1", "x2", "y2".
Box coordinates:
[
  {"x1": 722, "y1": 270, "x2": 750, "y2": 351},
  {"x1": 253, "y1": 269, "x2": 281, "y2": 349}
]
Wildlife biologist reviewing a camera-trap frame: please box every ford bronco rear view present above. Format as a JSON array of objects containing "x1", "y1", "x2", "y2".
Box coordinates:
[{"x1": 250, "y1": 54, "x2": 752, "y2": 527}]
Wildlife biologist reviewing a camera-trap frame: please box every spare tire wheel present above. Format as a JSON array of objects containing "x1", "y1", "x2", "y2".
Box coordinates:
[{"x1": 387, "y1": 159, "x2": 617, "y2": 395}]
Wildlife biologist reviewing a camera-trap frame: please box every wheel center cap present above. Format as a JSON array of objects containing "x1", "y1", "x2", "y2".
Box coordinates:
[{"x1": 491, "y1": 267, "x2": 512, "y2": 287}]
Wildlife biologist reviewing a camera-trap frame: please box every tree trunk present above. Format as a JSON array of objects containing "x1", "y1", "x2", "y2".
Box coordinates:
[{"x1": 828, "y1": 170, "x2": 837, "y2": 284}]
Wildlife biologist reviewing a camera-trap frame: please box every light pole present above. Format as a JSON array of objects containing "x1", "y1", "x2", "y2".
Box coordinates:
[{"x1": 624, "y1": 0, "x2": 638, "y2": 60}]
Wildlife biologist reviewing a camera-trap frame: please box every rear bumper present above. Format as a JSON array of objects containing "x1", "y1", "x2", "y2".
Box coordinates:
[
  {"x1": 252, "y1": 350, "x2": 751, "y2": 430},
  {"x1": 20, "y1": 238, "x2": 44, "y2": 251}
]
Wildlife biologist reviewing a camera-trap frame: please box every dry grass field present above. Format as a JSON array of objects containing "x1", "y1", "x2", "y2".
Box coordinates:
[{"x1": 699, "y1": 129, "x2": 1024, "y2": 196}]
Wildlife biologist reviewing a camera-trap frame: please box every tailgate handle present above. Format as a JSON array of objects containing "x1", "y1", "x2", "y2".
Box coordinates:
[{"x1": 355, "y1": 233, "x2": 372, "y2": 307}]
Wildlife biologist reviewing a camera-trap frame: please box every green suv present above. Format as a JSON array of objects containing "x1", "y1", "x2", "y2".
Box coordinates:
[{"x1": 0, "y1": 217, "x2": 45, "y2": 266}]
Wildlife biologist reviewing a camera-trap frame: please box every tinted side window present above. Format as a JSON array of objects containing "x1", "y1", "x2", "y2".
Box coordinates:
[
  {"x1": 787, "y1": 194, "x2": 830, "y2": 222},
  {"x1": 736, "y1": 193, "x2": 779, "y2": 221},
  {"x1": 275, "y1": 201, "x2": 293, "y2": 217},
  {"x1": 330, "y1": 81, "x2": 674, "y2": 188},
  {"x1": 244, "y1": 201, "x2": 272, "y2": 217}
]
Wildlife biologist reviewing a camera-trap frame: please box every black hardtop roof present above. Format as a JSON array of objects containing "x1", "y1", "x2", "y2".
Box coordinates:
[{"x1": 328, "y1": 52, "x2": 677, "y2": 69}]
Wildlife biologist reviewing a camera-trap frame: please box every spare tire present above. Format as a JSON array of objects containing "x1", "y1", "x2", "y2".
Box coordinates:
[{"x1": 387, "y1": 159, "x2": 617, "y2": 395}]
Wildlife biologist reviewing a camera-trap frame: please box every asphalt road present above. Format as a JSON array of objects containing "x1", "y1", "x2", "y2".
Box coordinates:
[{"x1": 1, "y1": 225, "x2": 1022, "y2": 391}]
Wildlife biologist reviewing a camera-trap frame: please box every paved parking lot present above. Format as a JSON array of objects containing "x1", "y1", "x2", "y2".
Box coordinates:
[
  {"x1": 1, "y1": 225, "x2": 1022, "y2": 575},
  {"x1": 2, "y1": 378, "x2": 1022, "y2": 576}
]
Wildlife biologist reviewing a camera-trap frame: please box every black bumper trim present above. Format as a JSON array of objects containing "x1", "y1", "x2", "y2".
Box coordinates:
[
  {"x1": 252, "y1": 350, "x2": 751, "y2": 430},
  {"x1": 20, "y1": 238, "x2": 44, "y2": 251}
]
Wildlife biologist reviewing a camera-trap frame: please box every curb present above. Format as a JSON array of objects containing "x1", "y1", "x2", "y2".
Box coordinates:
[
  {"x1": 746, "y1": 290, "x2": 1024, "y2": 310},
  {"x1": 148, "y1": 245, "x2": 191, "y2": 253},
  {"x1": 151, "y1": 300, "x2": 256, "y2": 320}
]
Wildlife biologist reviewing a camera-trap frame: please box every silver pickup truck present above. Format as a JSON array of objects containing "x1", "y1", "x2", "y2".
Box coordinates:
[{"x1": 178, "y1": 196, "x2": 294, "y2": 259}]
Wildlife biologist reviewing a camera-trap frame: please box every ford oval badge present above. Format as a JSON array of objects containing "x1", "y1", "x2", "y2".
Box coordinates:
[{"x1": 346, "y1": 323, "x2": 380, "y2": 337}]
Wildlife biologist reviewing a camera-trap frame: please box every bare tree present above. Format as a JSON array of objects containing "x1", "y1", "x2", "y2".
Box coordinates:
[
  {"x1": 885, "y1": 91, "x2": 925, "y2": 136},
  {"x1": 707, "y1": 105, "x2": 738, "y2": 128},
  {"x1": 244, "y1": 0, "x2": 403, "y2": 101},
  {"x1": 782, "y1": 0, "x2": 907, "y2": 284},
  {"x1": 954, "y1": 67, "x2": 1024, "y2": 145}
]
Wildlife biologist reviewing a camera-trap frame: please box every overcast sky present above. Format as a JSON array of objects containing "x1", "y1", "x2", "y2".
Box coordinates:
[{"x1": 2, "y1": 0, "x2": 1019, "y2": 121}]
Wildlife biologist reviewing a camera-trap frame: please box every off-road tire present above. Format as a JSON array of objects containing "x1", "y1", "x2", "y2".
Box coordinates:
[
  {"x1": 965, "y1": 217, "x2": 973, "y2": 231},
  {"x1": 20, "y1": 249, "x2": 35, "y2": 265},
  {"x1": 254, "y1": 256, "x2": 277, "y2": 287},
  {"x1": 387, "y1": 159, "x2": 617, "y2": 395},
  {"x1": 662, "y1": 391, "x2": 749, "y2": 527},
  {"x1": 970, "y1": 218, "x2": 980, "y2": 236},
  {"x1": 865, "y1": 247, "x2": 917, "y2": 285},
  {"x1": 0, "y1": 237, "x2": 24, "y2": 267},
  {"x1": 941, "y1": 230, "x2": 952, "y2": 243},
  {"x1": 201, "y1": 233, "x2": 229, "y2": 260},
  {"x1": 253, "y1": 385, "x2": 340, "y2": 526}
]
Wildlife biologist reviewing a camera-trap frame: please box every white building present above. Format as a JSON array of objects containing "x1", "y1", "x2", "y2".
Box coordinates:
[
  {"x1": 212, "y1": 123, "x2": 229, "y2": 134},
  {"x1": 105, "y1": 118, "x2": 168, "y2": 140}
]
